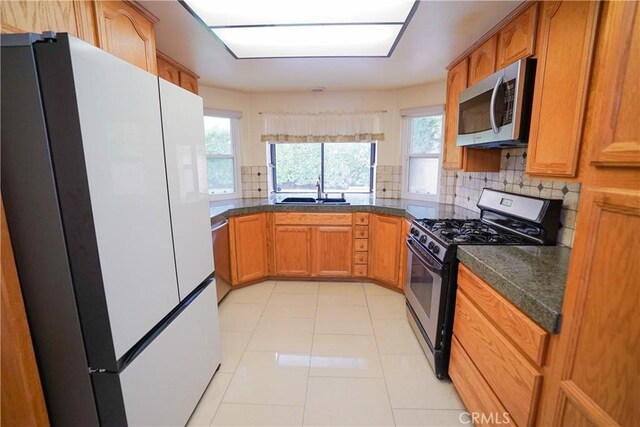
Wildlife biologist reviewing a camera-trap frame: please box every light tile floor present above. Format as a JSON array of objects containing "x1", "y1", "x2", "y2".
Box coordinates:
[{"x1": 187, "y1": 281, "x2": 467, "y2": 427}]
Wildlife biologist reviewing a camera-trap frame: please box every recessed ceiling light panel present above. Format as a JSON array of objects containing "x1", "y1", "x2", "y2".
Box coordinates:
[
  {"x1": 184, "y1": 0, "x2": 416, "y2": 26},
  {"x1": 214, "y1": 25, "x2": 403, "y2": 58},
  {"x1": 180, "y1": 0, "x2": 418, "y2": 58}
]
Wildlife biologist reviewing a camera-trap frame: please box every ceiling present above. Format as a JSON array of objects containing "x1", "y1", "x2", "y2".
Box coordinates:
[{"x1": 141, "y1": 1, "x2": 523, "y2": 93}]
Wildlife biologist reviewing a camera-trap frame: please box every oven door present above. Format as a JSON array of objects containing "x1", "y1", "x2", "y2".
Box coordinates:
[{"x1": 404, "y1": 238, "x2": 446, "y2": 350}]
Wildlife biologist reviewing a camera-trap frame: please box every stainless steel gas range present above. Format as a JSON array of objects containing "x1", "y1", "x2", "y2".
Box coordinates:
[{"x1": 404, "y1": 188, "x2": 562, "y2": 379}]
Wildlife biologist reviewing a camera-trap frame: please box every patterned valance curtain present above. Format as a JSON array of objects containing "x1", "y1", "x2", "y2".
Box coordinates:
[{"x1": 261, "y1": 111, "x2": 385, "y2": 143}]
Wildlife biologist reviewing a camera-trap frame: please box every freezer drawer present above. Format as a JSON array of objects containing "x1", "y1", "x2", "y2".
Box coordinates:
[{"x1": 119, "y1": 283, "x2": 221, "y2": 426}]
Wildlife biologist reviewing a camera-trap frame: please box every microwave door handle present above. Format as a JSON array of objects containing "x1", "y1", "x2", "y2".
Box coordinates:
[{"x1": 489, "y1": 76, "x2": 503, "y2": 134}]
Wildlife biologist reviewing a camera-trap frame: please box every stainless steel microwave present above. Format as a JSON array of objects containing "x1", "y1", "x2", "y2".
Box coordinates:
[{"x1": 457, "y1": 58, "x2": 536, "y2": 149}]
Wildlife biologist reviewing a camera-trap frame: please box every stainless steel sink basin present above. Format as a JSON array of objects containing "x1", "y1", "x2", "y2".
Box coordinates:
[{"x1": 276, "y1": 197, "x2": 350, "y2": 205}]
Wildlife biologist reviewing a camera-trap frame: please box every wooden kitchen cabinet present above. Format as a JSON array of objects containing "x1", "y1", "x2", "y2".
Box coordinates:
[
  {"x1": 496, "y1": 3, "x2": 538, "y2": 69},
  {"x1": 443, "y1": 58, "x2": 501, "y2": 172},
  {"x1": 537, "y1": 2, "x2": 640, "y2": 425},
  {"x1": 369, "y1": 214, "x2": 404, "y2": 288},
  {"x1": 1, "y1": 0, "x2": 97, "y2": 45},
  {"x1": 157, "y1": 51, "x2": 200, "y2": 94},
  {"x1": 526, "y1": 0, "x2": 600, "y2": 178},
  {"x1": 468, "y1": 35, "x2": 498, "y2": 85},
  {"x1": 442, "y1": 58, "x2": 468, "y2": 170},
  {"x1": 229, "y1": 213, "x2": 268, "y2": 284},
  {"x1": 273, "y1": 226, "x2": 313, "y2": 277},
  {"x1": 452, "y1": 264, "x2": 548, "y2": 427},
  {"x1": 94, "y1": 1, "x2": 158, "y2": 74},
  {"x1": 313, "y1": 226, "x2": 353, "y2": 277}
]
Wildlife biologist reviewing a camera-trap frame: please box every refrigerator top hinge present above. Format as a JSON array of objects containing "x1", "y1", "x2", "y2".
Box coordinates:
[{"x1": 89, "y1": 367, "x2": 107, "y2": 374}]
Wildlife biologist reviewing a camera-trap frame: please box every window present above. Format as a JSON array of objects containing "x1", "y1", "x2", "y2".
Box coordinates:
[
  {"x1": 402, "y1": 106, "x2": 444, "y2": 199},
  {"x1": 270, "y1": 142, "x2": 375, "y2": 193},
  {"x1": 204, "y1": 110, "x2": 241, "y2": 198}
]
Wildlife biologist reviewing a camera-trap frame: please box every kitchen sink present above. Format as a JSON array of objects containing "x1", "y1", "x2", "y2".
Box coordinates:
[{"x1": 276, "y1": 197, "x2": 350, "y2": 205}]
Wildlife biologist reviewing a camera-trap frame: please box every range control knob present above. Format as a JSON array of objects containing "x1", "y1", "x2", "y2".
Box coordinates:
[
  {"x1": 410, "y1": 227, "x2": 419, "y2": 236},
  {"x1": 419, "y1": 235, "x2": 427, "y2": 243},
  {"x1": 427, "y1": 241, "x2": 435, "y2": 250},
  {"x1": 432, "y1": 246, "x2": 441, "y2": 255}
]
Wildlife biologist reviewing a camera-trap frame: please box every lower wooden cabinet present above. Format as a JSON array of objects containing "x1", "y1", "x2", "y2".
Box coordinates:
[
  {"x1": 313, "y1": 226, "x2": 353, "y2": 277},
  {"x1": 369, "y1": 214, "x2": 404, "y2": 288},
  {"x1": 452, "y1": 264, "x2": 549, "y2": 427},
  {"x1": 273, "y1": 225, "x2": 313, "y2": 277},
  {"x1": 229, "y1": 213, "x2": 268, "y2": 284}
]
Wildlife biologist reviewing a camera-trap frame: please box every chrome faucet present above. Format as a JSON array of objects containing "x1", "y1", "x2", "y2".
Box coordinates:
[{"x1": 316, "y1": 175, "x2": 322, "y2": 200}]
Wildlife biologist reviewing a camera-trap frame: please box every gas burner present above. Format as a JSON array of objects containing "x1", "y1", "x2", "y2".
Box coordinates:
[{"x1": 415, "y1": 217, "x2": 527, "y2": 246}]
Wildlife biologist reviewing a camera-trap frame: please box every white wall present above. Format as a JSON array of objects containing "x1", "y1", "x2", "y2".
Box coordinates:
[{"x1": 199, "y1": 81, "x2": 446, "y2": 167}]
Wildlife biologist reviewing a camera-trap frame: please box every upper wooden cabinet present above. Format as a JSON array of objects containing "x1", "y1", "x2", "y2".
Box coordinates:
[
  {"x1": 369, "y1": 214, "x2": 404, "y2": 288},
  {"x1": 443, "y1": 58, "x2": 501, "y2": 172},
  {"x1": 230, "y1": 213, "x2": 268, "y2": 284},
  {"x1": 157, "y1": 51, "x2": 200, "y2": 95},
  {"x1": 496, "y1": 3, "x2": 538, "y2": 69},
  {"x1": 1, "y1": 0, "x2": 97, "y2": 44},
  {"x1": 157, "y1": 55, "x2": 180, "y2": 86},
  {"x1": 468, "y1": 35, "x2": 497, "y2": 85},
  {"x1": 587, "y1": 0, "x2": 640, "y2": 167},
  {"x1": 313, "y1": 226, "x2": 353, "y2": 277},
  {"x1": 443, "y1": 58, "x2": 468, "y2": 170},
  {"x1": 94, "y1": 1, "x2": 158, "y2": 74},
  {"x1": 526, "y1": 0, "x2": 600, "y2": 177}
]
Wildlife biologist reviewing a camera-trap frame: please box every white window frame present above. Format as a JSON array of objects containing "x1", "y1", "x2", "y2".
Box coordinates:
[
  {"x1": 401, "y1": 105, "x2": 445, "y2": 202},
  {"x1": 204, "y1": 108, "x2": 242, "y2": 201}
]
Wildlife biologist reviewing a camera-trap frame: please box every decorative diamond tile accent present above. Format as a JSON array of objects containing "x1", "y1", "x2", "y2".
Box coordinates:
[
  {"x1": 522, "y1": 151, "x2": 527, "y2": 159},
  {"x1": 382, "y1": 188, "x2": 387, "y2": 192},
  {"x1": 503, "y1": 179, "x2": 508, "y2": 186},
  {"x1": 467, "y1": 196, "x2": 470, "y2": 201},
  {"x1": 519, "y1": 181, "x2": 524, "y2": 189},
  {"x1": 468, "y1": 175, "x2": 473, "y2": 181},
  {"x1": 258, "y1": 188, "x2": 262, "y2": 192},
  {"x1": 561, "y1": 185, "x2": 569, "y2": 195},
  {"x1": 257, "y1": 172, "x2": 261, "y2": 176},
  {"x1": 484, "y1": 177, "x2": 488, "y2": 183},
  {"x1": 537, "y1": 183, "x2": 544, "y2": 191},
  {"x1": 505, "y1": 152, "x2": 511, "y2": 159}
]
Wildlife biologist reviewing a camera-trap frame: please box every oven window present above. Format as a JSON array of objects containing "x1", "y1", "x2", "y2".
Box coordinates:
[{"x1": 409, "y1": 258, "x2": 435, "y2": 318}]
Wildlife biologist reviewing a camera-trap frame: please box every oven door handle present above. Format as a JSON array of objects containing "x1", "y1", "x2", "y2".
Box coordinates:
[{"x1": 406, "y1": 239, "x2": 444, "y2": 275}]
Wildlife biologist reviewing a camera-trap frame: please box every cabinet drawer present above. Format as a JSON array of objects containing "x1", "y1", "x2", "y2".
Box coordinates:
[
  {"x1": 354, "y1": 252, "x2": 368, "y2": 265},
  {"x1": 458, "y1": 264, "x2": 548, "y2": 366},
  {"x1": 354, "y1": 225, "x2": 369, "y2": 239},
  {"x1": 354, "y1": 213, "x2": 369, "y2": 225},
  {"x1": 354, "y1": 239, "x2": 369, "y2": 252},
  {"x1": 274, "y1": 213, "x2": 353, "y2": 225},
  {"x1": 450, "y1": 336, "x2": 514, "y2": 426},
  {"x1": 353, "y1": 264, "x2": 368, "y2": 277},
  {"x1": 454, "y1": 291, "x2": 542, "y2": 427}
]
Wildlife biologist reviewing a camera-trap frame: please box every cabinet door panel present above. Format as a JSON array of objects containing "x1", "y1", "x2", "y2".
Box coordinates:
[
  {"x1": 157, "y1": 57, "x2": 180, "y2": 85},
  {"x1": 232, "y1": 214, "x2": 268, "y2": 283},
  {"x1": 274, "y1": 226, "x2": 312, "y2": 277},
  {"x1": 369, "y1": 215, "x2": 403, "y2": 287},
  {"x1": 588, "y1": 1, "x2": 640, "y2": 167},
  {"x1": 468, "y1": 35, "x2": 497, "y2": 85},
  {"x1": 497, "y1": 3, "x2": 538, "y2": 68},
  {"x1": 526, "y1": 0, "x2": 600, "y2": 177},
  {"x1": 313, "y1": 226, "x2": 352, "y2": 277},
  {"x1": 94, "y1": 1, "x2": 157, "y2": 74},
  {"x1": 179, "y1": 71, "x2": 199, "y2": 95},
  {"x1": 443, "y1": 58, "x2": 468, "y2": 170}
]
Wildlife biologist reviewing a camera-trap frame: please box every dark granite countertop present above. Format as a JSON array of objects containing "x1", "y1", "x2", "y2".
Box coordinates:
[
  {"x1": 457, "y1": 245, "x2": 571, "y2": 333},
  {"x1": 210, "y1": 194, "x2": 479, "y2": 224}
]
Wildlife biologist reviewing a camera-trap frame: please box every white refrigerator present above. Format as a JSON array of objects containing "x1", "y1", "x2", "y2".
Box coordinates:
[{"x1": 1, "y1": 32, "x2": 221, "y2": 426}]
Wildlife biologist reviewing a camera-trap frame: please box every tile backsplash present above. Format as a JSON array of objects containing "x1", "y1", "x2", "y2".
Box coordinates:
[
  {"x1": 376, "y1": 165, "x2": 402, "y2": 199},
  {"x1": 241, "y1": 166, "x2": 268, "y2": 198},
  {"x1": 440, "y1": 148, "x2": 581, "y2": 247}
]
